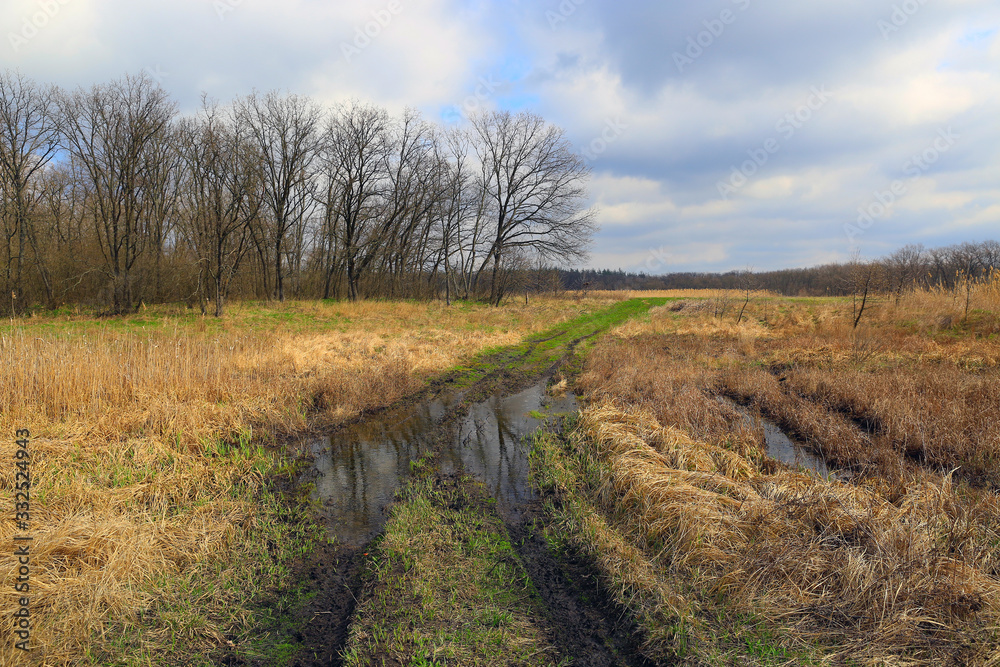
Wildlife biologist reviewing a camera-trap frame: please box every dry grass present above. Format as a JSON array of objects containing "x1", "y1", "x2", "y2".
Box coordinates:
[
  {"x1": 0, "y1": 295, "x2": 619, "y2": 666},
  {"x1": 558, "y1": 401, "x2": 1000, "y2": 663},
  {"x1": 547, "y1": 285, "x2": 1000, "y2": 663},
  {"x1": 582, "y1": 284, "x2": 1000, "y2": 488}
]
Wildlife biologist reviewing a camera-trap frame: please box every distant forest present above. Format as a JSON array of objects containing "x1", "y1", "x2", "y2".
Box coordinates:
[
  {"x1": 3, "y1": 73, "x2": 996, "y2": 314},
  {"x1": 561, "y1": 240, "x2": 1000, "y2": 298}
]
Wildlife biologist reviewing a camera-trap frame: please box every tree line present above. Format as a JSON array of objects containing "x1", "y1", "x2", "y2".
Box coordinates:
[
  {"x1": 560, "y1": 240, "x2": 1000, "y2": 297},
  {"x1": 0, "y1": 71, "x2": 596, "y2": 315}
]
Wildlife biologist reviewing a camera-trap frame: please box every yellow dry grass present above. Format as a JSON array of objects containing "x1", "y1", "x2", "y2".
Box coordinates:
[
  {"x1": 556, "y1": 282, "x2": 1000, "y2": 662},
  {"x1": 571, "y1": 401, "x2": 1000, "y2": 663},
  {"x1": 584, "y1": 283, "x2": 1000, "y2": 486},
  {"x1": 0, "y1": 295, "x2": 620, "y2": 666}
]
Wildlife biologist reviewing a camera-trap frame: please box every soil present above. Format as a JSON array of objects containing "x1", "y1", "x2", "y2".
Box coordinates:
[
  {"x1": 506, "y1": 502, "x2": 661, "y2": 667},
  {"x1": 283, "y1": 544, "x2": 365, "y2": 667},
  {"x1": 221, "y1": 322, "x2": 657, "y2": 666},
  {"x1": 212, "y1": 517, "x2": 366, "y2": 667}
]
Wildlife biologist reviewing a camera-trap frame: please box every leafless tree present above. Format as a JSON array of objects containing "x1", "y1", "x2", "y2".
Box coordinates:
[
  {"x1": 235, "y1": 91, "x2": 321, "y2": 302},
  {"x1": 735, "y1": 267, "x2": 757, "y2": 324},
  {"x1": 31, "y1": 163, "x2": 96, "y2": 306},
  {"x1": 0, "y1": 71, "x2": 60, "y2": 313},
  {"x1": 469, "y1": 110, "x2": 595, "y2": 305},
  {"x1": 178, "y1": 98, "x2": 264, "y2": 316},
  {"x1": 321, "y1": 101, "x2": 391, "y2": 301},
  {"x1": 377, "y1": 109, "x2": 441, "y2": 297},
  {"x1": 431, "y1": 127, "x2": 476, "y2": 305},
  {"x1": 143, "y1": 121, "x2": 184, "y2": 303},
  {"x1": 58, "y1": 73, "x2": 177, "y2": 313},
  {"x1": 847, "y1": 253, "x2": 883, "y2": 328},
  {"x1": 885, "y1": 243, "x2": 925, "y2": 303}
]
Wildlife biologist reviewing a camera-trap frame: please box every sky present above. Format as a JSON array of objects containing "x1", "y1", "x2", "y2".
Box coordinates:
[{"x1": 3, "y1": 0, "x2": 998, "y2": 274}]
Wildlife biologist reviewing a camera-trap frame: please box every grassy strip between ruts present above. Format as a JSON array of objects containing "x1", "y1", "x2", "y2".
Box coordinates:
[
  {"x1": 446, "y1": 297, "x2": 673, "y2": 387},
  {"x1": 340, "y1": 473, "x2": 567, "y2": 667}
]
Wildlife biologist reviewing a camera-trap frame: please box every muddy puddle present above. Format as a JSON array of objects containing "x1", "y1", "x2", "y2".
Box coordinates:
[
  {"x1": 304, "y1": 381, "x2": 579, "y2": 547},
  {"x1": 721, "y1": 398, "x2": 831, "y2": 478}
]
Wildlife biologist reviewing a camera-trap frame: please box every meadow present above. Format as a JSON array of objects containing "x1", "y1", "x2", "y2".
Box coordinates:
[
  {"x1": 0, "y1": 295, "x2": 619, "y2": 666},
  {"x1": 533, "y1": 278, "x2": 1000, "y2": 664},
  {"x1": 2, "y1": 280, "x2": 998, "y2": 665}
]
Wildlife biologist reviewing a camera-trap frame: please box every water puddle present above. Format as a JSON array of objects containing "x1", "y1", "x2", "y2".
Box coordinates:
[
  {"x1": 721, "y1": 398, "x2": 831, "y2": 478},
  {"x1": 758, "y1": 416, "x2": 830, "y2": 478},
  {"x1": 304, "y1": 382, "x2": 578, "y2": 547},
  {"x1": 447, "y1": 384, "x2": 579, "y2": 516}
]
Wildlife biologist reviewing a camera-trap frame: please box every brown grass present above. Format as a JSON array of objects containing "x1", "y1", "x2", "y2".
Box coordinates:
[
  {"x1": 553, "y1": 285, "x2": 1000, "y2": 663},
  {"x1": 0, "y1": 295, "x2": 619, "y2": 666},
  {"x1": 582, "y1": 286, "x2": 1000, "y2": 487},
  {"x1": 565, "y1": 402, "x2": 1000, "y2": 663}
]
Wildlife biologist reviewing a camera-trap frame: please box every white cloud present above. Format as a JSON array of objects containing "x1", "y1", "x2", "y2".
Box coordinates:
[{"x1": 0, "y1": 0, "x2": 997, "y2": 271}]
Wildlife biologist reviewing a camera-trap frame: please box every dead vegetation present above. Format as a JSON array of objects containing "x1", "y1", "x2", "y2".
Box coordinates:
[
  {"x1": 538, "y1": 280, "x2": 1000, "y2": 664},
  {"x1": 0, "y1": 296, "x2": 615, "y2": 665},
  {"x1": 537, "y1": 402, "x2": 1000, "y2": 663}
]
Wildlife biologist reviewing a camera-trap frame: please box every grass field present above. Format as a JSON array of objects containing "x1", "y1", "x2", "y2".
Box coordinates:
[
  {"x1": 533, "y1": 279, "x2": 1000, "y2": 664},
  {"x1": 0, "y1": 295, "x2": 623, "y2": 666},
  {"x1": 3, "y1": 281, "x2": 998, "y2": 665}
]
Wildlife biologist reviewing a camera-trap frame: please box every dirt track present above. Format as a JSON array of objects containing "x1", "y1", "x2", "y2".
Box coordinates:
[{"x1": 217, "y1": 299, "x2": 668, "y2": 666}]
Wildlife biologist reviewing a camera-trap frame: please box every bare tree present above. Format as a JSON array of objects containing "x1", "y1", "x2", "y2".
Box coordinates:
[
  {"x1": 885, "y1": 243, "x2": 925, "y2": 303},
  {"x1": 143, "y1": 121, "x2": 184, "y2": 302},
  {"x1": 178, "y1": 98, "x2": 264, "y2": 316},
  {"x1": 470, "y1": 110, "x2": 595, "y2": 305},
  {"x1": 432, "y1": 127, "x2": 475, "y2": 305},
  {"x1": 735, "y1": 267, "x2": 757, "y2": 324},
  {"x1": 235, "y1": 91, "x2": 321, "y2": 302},
  {"x1": 30, "y1": 163, "x2": 94, "y2": 306},
  {"x1": 323, "y1": 102, "x2": 391, "y2": 301},
  {"x1": 0, "y1": 71, "x2": 60, "y2": 313},
  {"x1": 376, "y1": 109, "x2": 440, "y2": 297},
  {"x1": 58, "y1": 73, "x2": 177, "y2": 313},
  {"x1": 847, "y1": 253, "x2": 882, "y2": 328}
]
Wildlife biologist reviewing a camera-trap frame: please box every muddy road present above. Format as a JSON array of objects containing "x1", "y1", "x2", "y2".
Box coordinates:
[{"x1": 223, "y1": 299, "x2": 671, "y2": 666}]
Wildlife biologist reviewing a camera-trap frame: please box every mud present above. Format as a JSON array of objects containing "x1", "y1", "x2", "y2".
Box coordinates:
[
  {"x1": 284, "y1": 543, "x2": 364, "y2": 666},
  {"x1": 212, "y1": 531, "x2": 365, "y2": 667},
  {"x1": 230, "y1": 309, "x2": 664, "y2": 666},
  {"x1": 507, "y1": 503, "x2": 661, "y2": 667}
]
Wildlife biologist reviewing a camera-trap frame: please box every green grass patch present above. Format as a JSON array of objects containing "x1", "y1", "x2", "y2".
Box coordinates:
[
  {"x1": 443, "y1": 298, "x2": 671, "y2": 389},
  {"x1": 342, "y1": 475, "x2": 566, "y2": 666}
]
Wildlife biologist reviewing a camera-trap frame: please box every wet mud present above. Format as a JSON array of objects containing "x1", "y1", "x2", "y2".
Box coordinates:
[{"x1": 230, "y1": 311, "x2": 670, "y2": 666}]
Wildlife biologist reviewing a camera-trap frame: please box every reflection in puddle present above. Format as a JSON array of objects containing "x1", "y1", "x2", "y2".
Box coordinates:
[
  {"x1": 721, "y1": 398, "x2": 830, "y2": 478},
  {"x1": 305, "y1": 383, "x2": 578, "y2": 547},
  {"x1": 758, "y1": 417, "x2": 830, "y2": 478},
  {"x1": 450, "y1": 384, "x2": 579, "y2": 514}
]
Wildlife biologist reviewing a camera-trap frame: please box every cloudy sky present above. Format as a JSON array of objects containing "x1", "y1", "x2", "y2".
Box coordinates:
[{"x1": 3, "y1": 0, "x2": 998, "y2": 273}]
